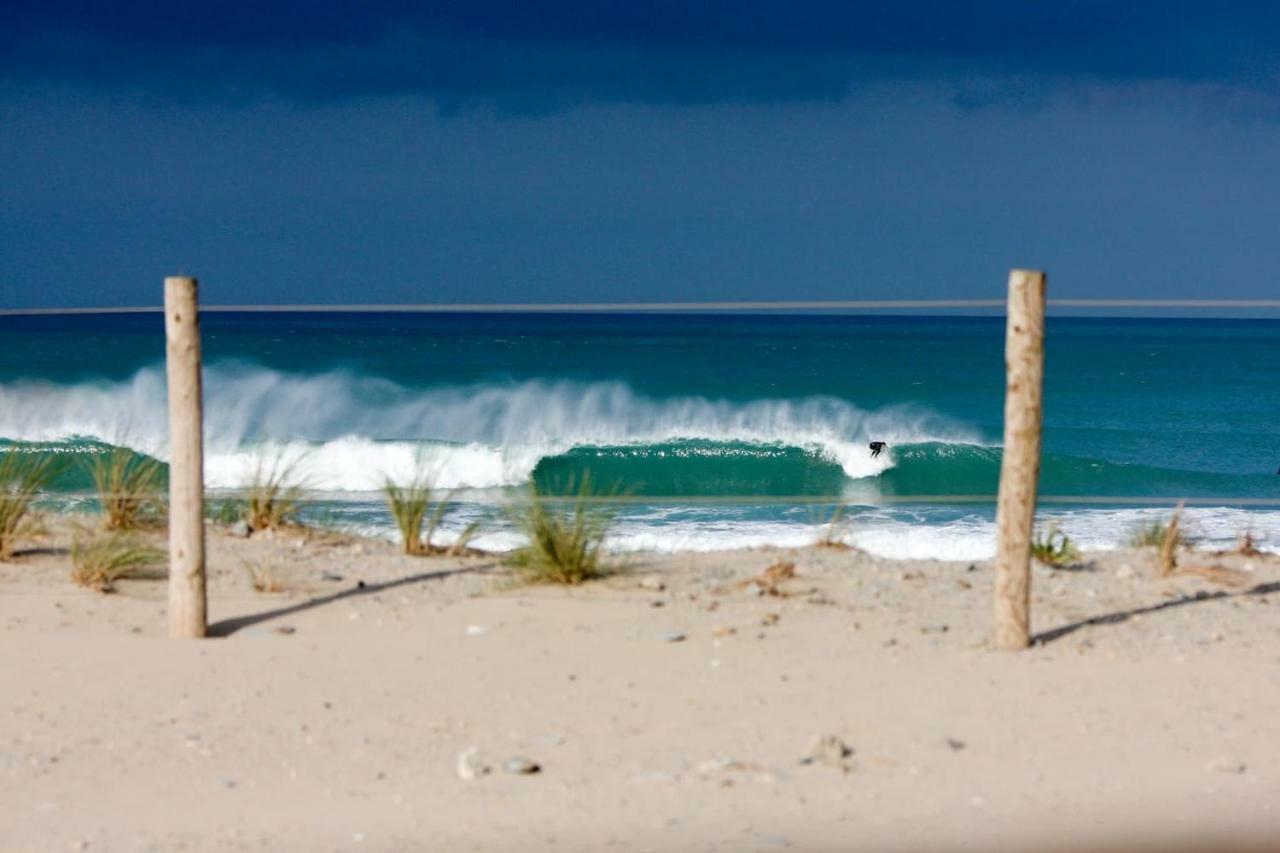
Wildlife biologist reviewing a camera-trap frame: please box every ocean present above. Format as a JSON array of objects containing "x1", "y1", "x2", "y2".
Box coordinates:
[{"x1": 1, "y1": 312, "x2": 1277, "y2": 559}]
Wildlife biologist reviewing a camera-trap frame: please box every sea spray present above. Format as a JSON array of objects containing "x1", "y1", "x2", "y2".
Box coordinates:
[{"x1": 0, "y1": 363, "x2": 983, "y2": 490}]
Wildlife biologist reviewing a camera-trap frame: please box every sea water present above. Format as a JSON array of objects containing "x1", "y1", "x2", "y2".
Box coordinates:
[{"x1": 1, "y1": 313, "x2": 1277, "y2": 558}]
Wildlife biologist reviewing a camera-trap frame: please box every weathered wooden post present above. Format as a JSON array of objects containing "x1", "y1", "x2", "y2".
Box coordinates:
[
  {"x1": 165, "y1": 276, "x2": 207, "y2": 638},
  {"x1": 993, "y1": 269, "x2": 1046, "y2": 650}
]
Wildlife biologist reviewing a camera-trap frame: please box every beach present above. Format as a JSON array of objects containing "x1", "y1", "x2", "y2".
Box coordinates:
[{"x1": 3, "y1": 521, "x2": 1278, "y2": 852}]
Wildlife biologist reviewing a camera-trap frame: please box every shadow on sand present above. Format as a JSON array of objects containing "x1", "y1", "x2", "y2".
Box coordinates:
[
  {"x1": 208, "y1": 562, "x2": 498, "y2": 638},
  {"x1": 1033, "y1": 580, "x2": 1280, "y2": 646}
]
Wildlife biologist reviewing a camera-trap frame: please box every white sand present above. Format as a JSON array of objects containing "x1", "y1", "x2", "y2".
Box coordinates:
[{"x1": 2, "y1": 522, "x2": 1279, "y2": 852}]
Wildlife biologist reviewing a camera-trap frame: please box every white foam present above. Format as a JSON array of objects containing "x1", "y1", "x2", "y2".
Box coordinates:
[{"x1": 0, "y1": 363, "x2": 981, "y2": 490}]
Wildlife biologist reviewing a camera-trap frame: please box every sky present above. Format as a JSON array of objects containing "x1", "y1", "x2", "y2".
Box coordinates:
[{"x1": 3, "y1": 1, "x2": 1280, "y2": 308}]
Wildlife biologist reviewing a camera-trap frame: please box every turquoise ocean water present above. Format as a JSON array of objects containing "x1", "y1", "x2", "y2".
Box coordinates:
[{"x1": 1, "y1": 313, "x2": 1277, "y2": 558}]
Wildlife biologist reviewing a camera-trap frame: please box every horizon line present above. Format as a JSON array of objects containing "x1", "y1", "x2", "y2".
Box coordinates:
[{"x1": 4, "y1": 298, "x2": 1280, "y2": 316}]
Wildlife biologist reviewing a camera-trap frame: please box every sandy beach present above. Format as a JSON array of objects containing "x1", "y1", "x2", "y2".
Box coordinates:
[{"x1": 3, "y1": 521, "x2": 1278, "y2": 853}]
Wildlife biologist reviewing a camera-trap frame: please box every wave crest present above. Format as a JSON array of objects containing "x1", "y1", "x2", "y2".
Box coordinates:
[{"x1": 0, "y1": 363, "x2": 982, "y2": 490}]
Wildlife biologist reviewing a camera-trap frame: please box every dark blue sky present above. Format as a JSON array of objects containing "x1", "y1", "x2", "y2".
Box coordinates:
[{"x1": 3, "y1": 1, "x2": 1280, "y2": 307}]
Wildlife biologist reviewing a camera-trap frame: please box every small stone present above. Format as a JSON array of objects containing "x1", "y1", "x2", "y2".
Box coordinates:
[
  {"x1": 503, "y1": 756, "x2": 541, "y2": 775},
  {"x1": 321, "y1": 573, "x2": 344, "y2": 582},
  {"x1": 661, "y1": 632, "x2": 687, "y2": 643},
  {"x1": 799, "y1": 734, "x2": 854, "y2": 769},
  {"x1": 920, "y1": 624, "x2": 949, "y2": 635},
  {"x1": 456, "y1": 747, "x2": 489, "y2": 781},
  {"x1": 945, "y1": 738, "x2": 966, "y2": 752},
  {"x1": 711, "y1": 625, "x2": 736, "y2": 638},
  {"x1": 761, "y1": 613, "x2": 780, "y2": 627},
  {"x1": 744, "y1": 582, "x2": 765, "y2": 597},
  {"x1": 217, "y1": 777, "x2": 237, "y2": 789},
  {"x1": 638, "y1": 575, "x2": 666, "y2": 592},
  {"x1": 1207, "y1": 757, "x2": 1246, "y2": 774},
  {"x1": 273, "y1": 625, "x2": 296, "y2": 635},
  {"x1": 464, "y1": 625, "x2": 486, "y2": 637},
  {"x1": 1115, "y1": 564, "x2": 1136, "y2": 580},
  {"x1": 649, "y1": 600, "x2": 666, "y2": 608},
  {"x1": 229, "y1": 520, "x2": 252, "y2": 538}
]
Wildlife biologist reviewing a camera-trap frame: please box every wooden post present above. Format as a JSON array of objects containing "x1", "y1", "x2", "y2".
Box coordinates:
[
  {"x1": 993, "y1": 269, "x2": 1046, "y2": 650},
  {"x1": 165, "y1": 276, "x2": 207, "y2": 638}
]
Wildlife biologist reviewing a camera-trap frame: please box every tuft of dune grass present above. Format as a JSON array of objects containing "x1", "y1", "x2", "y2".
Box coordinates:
[
  {"x1": 88, "y1": 445, "x2": 165, "y2": 530},
  {"x1": 1129, "y1": 517, "x2": 1188, "y2": 551},
  {"x1": 507, "y1": 477, "x2": 617, "y2": 585},
  {"x1": 242, "y1": 559, "x2": 290, "y2": 593},
  {"x1": 1031, "y1": 524, "x2": 1080, "y2": 568},
  {"x1": 383, "y1": 469, "x2": 481, "y2": 556},
  {"x1": 814, "y1": 503, "x2": 855, "y2": 550},
  {"x1": 70, "y1": 532, "x2": 165, "y2": 592},
  {"x1": 1155, "y1": 504, "x2": 1185, "y2": 577},
  {"x1": 0, "y1": 446, "x2": 59, "y2": 560},
  {"x1": 241, "y1": 449, "x2": 306, "y2": 532}
]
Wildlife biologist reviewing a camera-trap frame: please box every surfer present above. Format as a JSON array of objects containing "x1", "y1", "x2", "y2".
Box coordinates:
[{"x1": 869, "y1": 441, "x2": 886, "y2": 458}]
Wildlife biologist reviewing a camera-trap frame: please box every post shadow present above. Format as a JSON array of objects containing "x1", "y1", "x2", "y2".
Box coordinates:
[
  {"x1": 208, "y1": 562, "x2": 497, "y2": 637},
  {"x1": 1032, "y1": 580, "x2": 1280, "y2": 646}
]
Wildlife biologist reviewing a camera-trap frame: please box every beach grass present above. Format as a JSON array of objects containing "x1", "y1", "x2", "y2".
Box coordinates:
[
  {"x1": 507, "y1": 477, "x2": 617, "y2": 585},
  {"x1": 242, "y1": 559, "x2": 289, "y2": 593},
  {"x1": 241, "y1": 450, "x2": 306, "y2": 531},
  {"x1": 1128, "y1": 519, "x2": 1187, "y2": 550},
  {"x1": 88, "y1": 445, "x2": 165, "y2": 530},
  {"x1": 814, "y1": 503, "x2": 854, "y2": 550},
  {"x1": 1155, "y1": 504, "x2": 1186, "y2": 577},
  {"x1": 1231, "y1": 530, "x2": 1264, "y2": 557},
  {"x1": 1031, "y1": 525, "x2": 1080, "y2": 567},
  {"x1": 70, "y1": 531, "x2": 165, "y2": 592},
  {"x1": 0, "y1": 447, "x2": 59, "y2": 560},
  {"x1": 383, "y1": 471, "x2": 480, "y2": 556}
]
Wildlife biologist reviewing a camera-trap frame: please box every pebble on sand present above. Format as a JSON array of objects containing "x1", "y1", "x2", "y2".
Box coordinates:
[
  {"x1": 503, "y1": 756, "x2": 541, "y2": 775},
  {"x1": 799, "y1": 734, "x2": 855, "y2": 770},
  {"x1": 456, "y1": 747, "x2": 489, "y2": 781}
]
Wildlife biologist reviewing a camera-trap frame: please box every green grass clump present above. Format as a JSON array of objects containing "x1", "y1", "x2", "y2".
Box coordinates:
[
  {"x1": 88, "y1": 446, "x2": 165, "y2": 530},
  {"x1": 0, "y1": 447, "x2": 59, "y2": 560},
  {"x1": 242, "y1": 451, "x2": 306, "y2": 531},
  {"x1": 70, "y1": 532, "x2": 165, "y2": 592},
  {"x1": 1129, "y1": 520, "x2": 1188, "y2": 550},
  {"x1": 207, "y1": 497, "x2": 247, "y2": 525},
  {"x1": 1031, "y1": 525, "x2": 1080, "y2": 567},
  {"x1": 508, "y1": 478, "x2": 617, "y2": 585},
  {"x1": 383, "y1": 472, "x2": 479, "y2": 556}
]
